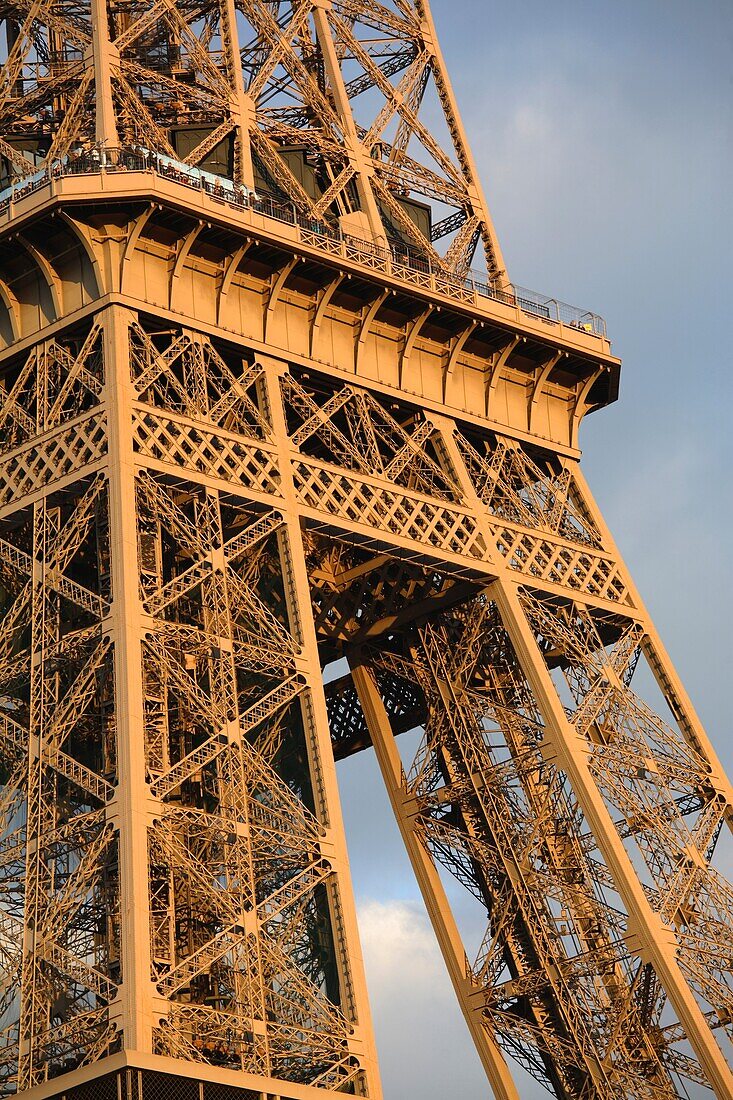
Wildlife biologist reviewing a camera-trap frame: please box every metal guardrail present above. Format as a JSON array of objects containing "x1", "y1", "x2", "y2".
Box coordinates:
[{"x1": 0, "y1": 146, "x2": 607, "y2": 338}]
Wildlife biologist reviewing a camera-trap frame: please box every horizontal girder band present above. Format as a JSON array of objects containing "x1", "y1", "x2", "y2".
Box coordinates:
[{"x1": 20, "y1": 1067, "x2": 297, "y2": 1100}]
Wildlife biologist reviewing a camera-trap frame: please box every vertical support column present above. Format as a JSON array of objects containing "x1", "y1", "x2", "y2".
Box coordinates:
[
  {"x1": 435, "y1": 416, "x2": 733, "y2": 1100},
  {"x1": 220, "y1": 0, "x2": 257, "y2": 190},
  {"x1": 103, "y1": 304, "x2": 155, "y2": 1053},
  {"x1": 414, "y1": 0, "x2": 508, "y2": 287},
  {"x1": 18, "y1": 502, "x2": 59, "y2": 1090},
  {"x1": 89, "y1": 0, "x2": 119, "y2": 148},
  {"x1": 349, "y1": 659, "x2": 520, "y2": 1100},
  {"x1": 311, "y1": 0, "x2": 387, "y2": 244},
  {"x1": 260, "y1": 355, "x2": 383, "y2": 1100}
]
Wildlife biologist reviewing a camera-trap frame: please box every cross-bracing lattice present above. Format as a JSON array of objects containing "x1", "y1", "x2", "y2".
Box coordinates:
[{"x1": 0, "y1": 2, "x2": 731, "y2": 1099}]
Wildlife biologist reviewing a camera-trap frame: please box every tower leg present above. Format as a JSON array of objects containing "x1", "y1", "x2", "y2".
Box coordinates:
[
  {"x1": 105, "y1": 304, "x2": 156, "y2": 1057},
  {"x1": 261, "y1": 354, "x2": 384, "y2": 1098},
  {"x1": 105, "y1": 322, "x2": 382, "y2": 1098},
  {"x1": 301, "y1": 385, "x2": 733, "y2": 1099},
  {"x1": 349, "y1": 658, "x2": 520, "y2": 1100}
]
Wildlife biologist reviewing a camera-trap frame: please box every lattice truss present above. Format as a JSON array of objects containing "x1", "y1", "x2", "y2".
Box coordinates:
[
  {"x1": 280, "y1": 371, "x2": 629, "y2": 603},
  {"x1": 0, "y1": 0, "x2": 502, "y2": 279},
  {"x1": 0, "y1": 488, "x2": 119, "y2": 1092},
  {"x1": 1, "y1": 314, "x2": 732, "y2": 1099},
  {"x1": 138, "y1": 488, "x2": 361, "y2": 1091},
  {"x1": 0, "y1": 323, "x2": 368, "y2": 1096},
  {"x1": 315, "y1": 570, "x2": 733, "y2": 1097},
  {"x1": 129, "y1": 329, "x2": 368, "y2": 1093},
  {"x1": 273, "y1": 370, "x2": 733, "y2": 1097},
  {"x1": 0, "y1": 323, "x2": 116, "y2": 1094}
]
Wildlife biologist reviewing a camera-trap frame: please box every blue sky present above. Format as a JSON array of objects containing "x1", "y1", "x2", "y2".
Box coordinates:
[{"x1": 336, "y1": 2, "x2": 733, "y2": 1096}]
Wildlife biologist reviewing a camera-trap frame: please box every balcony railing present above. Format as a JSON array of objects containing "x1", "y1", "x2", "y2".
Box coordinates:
[{"x1": 0, "y1": 146, "x2": 607, "y2": 339}]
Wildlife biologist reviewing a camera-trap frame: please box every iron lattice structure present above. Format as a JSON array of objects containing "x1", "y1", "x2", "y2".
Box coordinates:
[{"x1": 0, "y1": 2, "x2": 731, "y2": 1100}]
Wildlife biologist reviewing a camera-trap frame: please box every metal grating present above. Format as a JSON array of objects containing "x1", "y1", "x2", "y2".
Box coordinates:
[
  {"x1": 203, "y1": 1084, "x2": 262, "y2": 1100},
  {"x1": 68, "y1": 1073, "x2": 119, "y2": 1100},
  {"x1": 140, "y1": 1071, "x2": 200, "y2": 1100}
]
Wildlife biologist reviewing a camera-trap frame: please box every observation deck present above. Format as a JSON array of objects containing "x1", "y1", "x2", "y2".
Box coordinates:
[
  {"x1": 0, "y1": 147, "x2": 620, "y2": 454},
  {"x1": 0, "y1": 147, "x2": 608, "y2": 337}
]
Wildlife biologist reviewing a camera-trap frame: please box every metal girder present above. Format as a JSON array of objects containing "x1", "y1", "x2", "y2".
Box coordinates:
[
  {"x1": 0, "y1": 0, "x2": 508, "y2": 283},
  {"x1": 0, "y1": 2, "x2": 728, "y2": 1099},
  {"x1": 0, "y1": 295, "x2": 730, "y2": 1100}
]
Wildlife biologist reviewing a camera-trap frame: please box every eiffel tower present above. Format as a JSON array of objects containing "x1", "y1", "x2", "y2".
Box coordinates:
[{"x1": 0, "y1": 1, "x2": 731, "y2": 1098}]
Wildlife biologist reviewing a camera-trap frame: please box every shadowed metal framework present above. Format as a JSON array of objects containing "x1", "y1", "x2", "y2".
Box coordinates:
[
  {"x1": 0, "y1": 0, "x2": 506, "y2": 282},
  {"x1": 0, "y1": 2, "x2": 731, "y2": 1099}
]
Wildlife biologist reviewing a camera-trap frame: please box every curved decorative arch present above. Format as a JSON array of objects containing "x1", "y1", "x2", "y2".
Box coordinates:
[
  {"x1": 0, "y1": 274, "x2": 20, "y2": 344},
  {"x1": 16, "y1": 234, "x2": 62, "y2": 320},
  {"x1": 217, "y1": 241, "x2": 252, "y2": 325},
  {"x1": 571, "y1": 366, "x2": 606, "y2": 448},
  {"x1": 528, "y1": 350, "x2": 564, "y2": 433},
  {"x1": 170, "y1": 223, "x2": 204, "y2": 312},
  {"x1": 121, "y1": 206, "x2": 156, "y2": 293},
  {"x1": 56, "y1": 211, "x2": 104, "y2": 298}
]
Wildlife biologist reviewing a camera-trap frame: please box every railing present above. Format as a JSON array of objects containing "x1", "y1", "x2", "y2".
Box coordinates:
[{"x1": 0, "y1": 146, "x2": 607, "y2": 338}]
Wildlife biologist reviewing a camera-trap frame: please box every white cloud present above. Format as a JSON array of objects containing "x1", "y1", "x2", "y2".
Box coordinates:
[
  {"x1": 356, "y1": 899, "x2": 544, "y2": 1098},
  {"x1": 358, "y1": 898, "x2": 444, "y2": 990},
  {"x1": 357, "y1": 899, "x2": 484, "y2": 1096}
]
